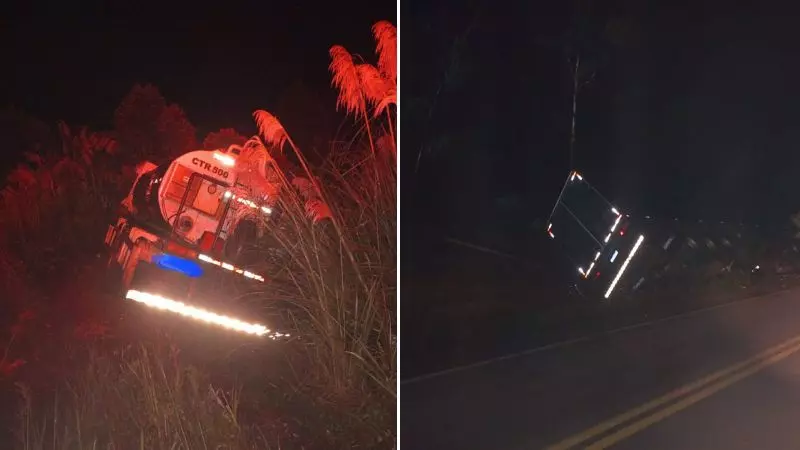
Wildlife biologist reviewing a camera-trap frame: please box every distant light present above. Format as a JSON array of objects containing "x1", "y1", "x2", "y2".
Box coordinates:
[
  {"x1": 548, "y1": 230, "x2": 555, "y2": 239},
  {"x1": 576, "y1": 173, "x2": 583, "y2": 180},
  {"x1": 611, "y1": 207, "x2": 620, "y2": 215},
  {"x1": 213, "y1": 152, "x2": 236, "y2": 167},
  {"x1": 570, "y1": 172, "x2": 576, "y2": 181},
  {"x1": 224, "y1": 191, "x2": 233, "y2": 199},
  {"x1": 586, "y1": 262, "x2": 595, "y2": 278},
  {"x1": 578, "y1": 266, "x2": 585, "y2": 275},
  {"x1": 594, "y1": 251, "x2": 601, "y2": 261},
  {"x1": 605, "y1": 234, "x2": 645, "y2": 299},
  {"x1": 610, "y1": 250, "x2": 619, "y2": 263},
  {"x1": 261, "y1": 205, "x2": 272, "y2": 215},
  {"x1": 604, "y1": 233, "x2": 612, "y2": 243}
]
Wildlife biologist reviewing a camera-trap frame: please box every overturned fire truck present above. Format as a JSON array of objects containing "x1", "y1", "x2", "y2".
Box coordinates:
[
  {"x1": 546, "y1": 171, "x2": 765, "y2": 300},
  {"x1": 104, "y1": 139, "x2": 296, "y2": 337}
]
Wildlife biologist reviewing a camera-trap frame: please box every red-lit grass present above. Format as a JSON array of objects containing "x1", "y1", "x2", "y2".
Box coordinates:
[{"x1": 16, "y1": 344, "x2": 259, "y2": 450}]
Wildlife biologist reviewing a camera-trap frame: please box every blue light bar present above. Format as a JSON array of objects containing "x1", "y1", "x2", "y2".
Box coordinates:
[{"x1": 151, "y1": 253, "x2": 204, "y2": 278}]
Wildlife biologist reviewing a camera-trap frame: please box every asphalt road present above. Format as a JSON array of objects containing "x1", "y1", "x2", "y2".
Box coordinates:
[{"x1": 401, "y1": 287, "x2": 800, "y2": 449}]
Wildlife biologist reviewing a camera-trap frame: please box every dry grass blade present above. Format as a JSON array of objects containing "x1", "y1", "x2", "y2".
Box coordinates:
[
  {"x1": 329, "y1": 45, "x2": 366, "y2": 117},
  {"x1": 371, "y1": 21, "x2": 397, "y2": 85},
  {"x1": 16, "y1": 344, "x2": 259, "y2": 449},
  {"x1": 374, "y1": 90, "x2": 397, "y2": 119},
  {"x1": 305, "y1": 198, "x2": 333, "y2": 223},
  {"x1": 357, "y1": 64, "x2": 388, "y2": 106},
  {"x1": 252, "y1": 110, "x2": 287, "y2": 152},
  {"x1": 357, "y1": 64, "x2": 393, "y2": 117},
  {"x1": 376, "y1": 133, "x2": 396, "y2": 160}
]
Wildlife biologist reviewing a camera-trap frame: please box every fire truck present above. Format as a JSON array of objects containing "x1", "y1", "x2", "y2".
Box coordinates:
[
  {"x1": 547, "y1": 171, "x2": 760, "y2": 300},
  {"x1": 104, "y1": 140, "x2": 289, "y2": 338}
]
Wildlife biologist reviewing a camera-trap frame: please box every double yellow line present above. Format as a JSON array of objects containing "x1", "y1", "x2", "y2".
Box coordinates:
[{"x1": 545, "y1": 333, "x2": 800, "y2": 449}]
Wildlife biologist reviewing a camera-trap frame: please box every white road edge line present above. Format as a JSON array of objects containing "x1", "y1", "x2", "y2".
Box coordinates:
[{"x1": 401, "y1": 288, "x2": 791, "y2": 385}]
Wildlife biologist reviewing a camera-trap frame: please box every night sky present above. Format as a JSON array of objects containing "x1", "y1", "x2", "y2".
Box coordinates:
[
  {"x1": 403, "y1": 0, "x2": 800, "y2": 247},
  {"x1": 2, "y1": 1, "x2": 395, "y2": 155}
]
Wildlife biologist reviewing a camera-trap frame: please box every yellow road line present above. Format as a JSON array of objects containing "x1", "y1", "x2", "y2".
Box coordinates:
[
  {"x1": 545, "y1": 334, "x2": 800, "y2": 450},
  {"x1": 586, "y1": 338, "x2": 800, "y2": 449}
]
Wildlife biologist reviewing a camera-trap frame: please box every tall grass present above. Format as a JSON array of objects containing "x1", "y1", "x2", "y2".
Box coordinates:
[
  {"x1": 0, "y1": 122, "x2": 123, "y2": 272},
  {"x1": 241, "y1": 20, "x2": 397, "y2": 442},
  {"x1": 16, "y1": 344, "x2": 262, "y2": 450}
]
